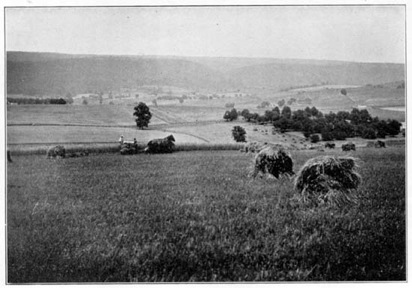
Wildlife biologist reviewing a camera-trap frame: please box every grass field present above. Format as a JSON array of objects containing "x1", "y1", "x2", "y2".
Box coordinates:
[
  {"x1": 7, "y1": 147, "x2": 405, "y2": 282},
  {"x1": 7, "y1": 125, "x2": 208, "y2": 145}
]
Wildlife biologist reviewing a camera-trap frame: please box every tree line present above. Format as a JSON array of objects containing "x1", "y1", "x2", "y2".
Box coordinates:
[
  {"x1": 224, "y1": 105, "x2": 402, "y2": 140},
  {"x1": 7, "y1": 98, "x2": 70, "y2": 105}
]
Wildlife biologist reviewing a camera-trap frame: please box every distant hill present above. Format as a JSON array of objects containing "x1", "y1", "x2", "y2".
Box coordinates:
[
  {"x1": 7, "y1": 53, "x2": 235, "y2": 95},
  {"x1": 226, "y1": 62, "x2": 404, "y2": 90},
  {"x1": 7, "y1": 51, "x2": 404, "y2": 96}
]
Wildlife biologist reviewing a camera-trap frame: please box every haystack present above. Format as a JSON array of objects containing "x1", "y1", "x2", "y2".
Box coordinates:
[
  {"x1": 251, "y1": 146, "x2": 294, "y2": 179},
  {"x1": 342, "y1": 142, "x2": 356, "y2": 151},
  {"x1": 294, "y1": 155, "x2": 361, "y2": 207},
  {"x1": 46, "y1": 145, "x2": 66, "y2": 159},
  {"x1": 374, "y1": 140, "x2": 386, "y2": 148}
]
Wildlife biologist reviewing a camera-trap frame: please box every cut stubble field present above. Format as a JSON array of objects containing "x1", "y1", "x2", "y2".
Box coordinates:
[{"x1": 7, "y1": 147, "x2": 405, "y2": 282}]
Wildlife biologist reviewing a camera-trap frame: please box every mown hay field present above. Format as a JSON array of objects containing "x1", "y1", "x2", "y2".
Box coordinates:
[
  {"x1": 7, "y1": 147, "x2": 405, "y2": 282},
  {"x1": 7, "y1": 125, "x2": 206, "y2": 145}
]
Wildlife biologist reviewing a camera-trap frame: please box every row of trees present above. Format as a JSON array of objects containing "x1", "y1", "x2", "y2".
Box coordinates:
[
  {"x1": 7, "y1": 98, "x2": 70, "y2": 105},
  {"x1": 224, "y1": 105, "x2": 402, "y2": 140}
]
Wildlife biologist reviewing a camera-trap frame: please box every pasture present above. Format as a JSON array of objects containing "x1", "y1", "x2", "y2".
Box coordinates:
[{"x1": 7, "y1": 147, "x2": 405, "y2": 282}]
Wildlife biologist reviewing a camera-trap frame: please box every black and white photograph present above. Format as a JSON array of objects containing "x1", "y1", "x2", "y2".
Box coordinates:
[{"x1": 3, "y1": 0, "x2": 408, "y2": 283}]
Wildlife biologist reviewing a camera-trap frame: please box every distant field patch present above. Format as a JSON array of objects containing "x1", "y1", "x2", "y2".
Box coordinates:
[
  {"x1": 379, "y1": 106, "x2": 405, "y2": 112},
  {"x1": 289, "y1": 84, "x2": 361, "y2": 92},
  {"x1": 7, "y1": 104, "x2": 166, "y2": 126}
]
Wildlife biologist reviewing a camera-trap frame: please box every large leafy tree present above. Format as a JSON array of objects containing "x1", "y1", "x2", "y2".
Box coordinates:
[
  {"x1": 223, "y1": 108, "x2": 238, "y2": 121},
  {"x1": 232, "y1": 126, "x2": 246, "y2": 142},
  {"x1": 133, "y1": 102, "x2": 152, "y2": 129}
]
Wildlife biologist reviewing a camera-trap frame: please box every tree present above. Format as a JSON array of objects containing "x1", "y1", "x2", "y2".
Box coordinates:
[
  {"x1": 278, "y1": 99, "x2": 285, "y2": 107},
  {"x1": 310, "y1": 106, "x2": 321, "y2": 118},
  {"x1": 264, "y1": 110, "x2": 275, "y2": 122},
  {"x1": 179, "y1": 98, "x2": 184, "y2": 104},
  {"x1": 336, "y1": 111, "x2": 350, "y2": 121},
  {"x1": 232, "y1": 126, "x2": 246, "y2": 142},
  {"x1": 224, "y1": 109, "x2": 238, "y2": 121},
  {"x1": 249, "y1": 113, "x2": 260, "y2": 123},
  {"x1": 350, "y1": 108, "x2": 361, "y2": 125},
  {"x1": 302, "y1": 120, "x2": 314, "y2": 138},
  {"x1": 334, "y1": 120, "x2": 354, "y2": 138},
  {"x1": 229, "y1": 108, "x2": 238, "y2": 121},
  {"x1": 361, "y1": 127, "x2": 377, "y2": 139},
  {"x1": 359, "y1": 109, "x2": 372, "y2": 124},
  {"x1": 152, "y1": 99, "x2": 158, "y2": 107},
  {"x1": 223, "y1": 111, "x2": 231, "y2": 121},
  {"x1": 310, "y1": 134, "x2": 320, "y2": 143},
  {"x1": 281, "y1": 106, "x2": 292, "y2": 119},
  {"x1": 133, "y1": 102, "x2": 152, "y2": 129},
  {"x1": 386, "y1": 119, "x2": 402, "y2": 136},
  {"x1": 82, "y1": 98, "x2": 88, "y2": 105},
  {"x1": 275, "y1": 117, "x2": 290, "y2": 133},
  {"x1": 240, "y1": 109, "x2": 250, "y2": 119},
  {"x1": 341, "y1": 88, "x2": 347, "y2": 96},
  {"x1": 321, "y1": 129, "x2": 334, "y2": 141},
  {"x1": 333, "y1": 130, "x2": 348, "y2": 140},
  {"x1": 257, "y1": 115, "x2": 267, "y2": 125}
]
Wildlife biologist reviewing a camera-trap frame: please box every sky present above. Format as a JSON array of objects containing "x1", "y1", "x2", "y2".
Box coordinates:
[{"x1": 5, "y1": 5, "x2": 406, "y2": 63}]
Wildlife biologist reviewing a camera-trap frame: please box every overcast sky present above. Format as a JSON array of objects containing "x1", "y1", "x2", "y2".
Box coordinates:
[{"x1": 5, "y1": 6, "x2": 405, "y2": 63}]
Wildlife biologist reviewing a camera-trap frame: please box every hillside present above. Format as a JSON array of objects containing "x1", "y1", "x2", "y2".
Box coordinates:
[
  {"x1": 7, "y1": 51, "x2": 405, "y2": 96},
  {"x1": 227, "y1": 62, "x2": 404, "y2": 90},
  {"x1": 7, "y1": 53, "x2": 234, "y2": 95}
]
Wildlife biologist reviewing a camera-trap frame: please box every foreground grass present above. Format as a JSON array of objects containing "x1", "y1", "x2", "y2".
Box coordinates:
[{"x1": 7, "y1": 148, "x2": 405, "y2": 282}]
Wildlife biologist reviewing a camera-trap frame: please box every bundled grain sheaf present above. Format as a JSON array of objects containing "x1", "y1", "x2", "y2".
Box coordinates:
[
  {"x1": 251, "y1": 146, "x2": 294, "y2": 179},
  {"x1": 294, "y1": 155, "x2": 361, "y2": 207},
  {"x1": 46, "y1": 145, "x2": 66, "y2": 159},
  {"x1": 342, "y1": 142, "x2": 356, "y2": 151},
  {"x1": 374, "y1": 140, "x2": 386, "y2": 148}
]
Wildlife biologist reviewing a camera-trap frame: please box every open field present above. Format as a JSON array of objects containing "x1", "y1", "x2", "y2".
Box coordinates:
[
  {"x1": 7, "y1": 93, "x2": 405, "y2": 150},
  {"x1": 7, "y1": 147, "x2": 405, "y2": 282},
  {"x1": 7, "y1": 125, "x2": 207, "y2": 145},
  {"x1": 7, "y1": 105, "x2": 166, "y2": 126}
]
